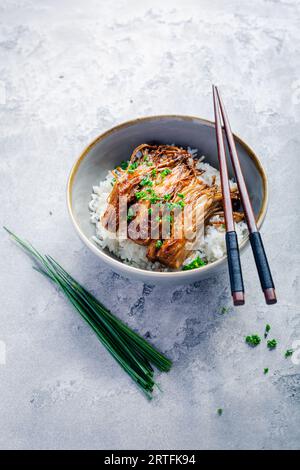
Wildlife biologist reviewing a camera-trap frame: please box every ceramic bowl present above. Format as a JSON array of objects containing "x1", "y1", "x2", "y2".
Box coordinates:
[{"x1": 67, "y1": 115, "x2": 268, "y2": 284}]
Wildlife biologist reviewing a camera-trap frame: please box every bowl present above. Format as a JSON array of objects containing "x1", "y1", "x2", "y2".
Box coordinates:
[{"x1": 67, "y1": 115, "x2": 268, "y2": 285}]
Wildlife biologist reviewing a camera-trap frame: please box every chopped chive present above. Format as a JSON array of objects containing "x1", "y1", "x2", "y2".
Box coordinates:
[
  {"x1": 119, "y1": 161, "x2": 128, "y2": 170},
  {"x1": 127, "y1": 207, "x2": 135, "y2": 221},
  {"x1": 264, "y1": 324, "x2": 271, "y2": 338},
  {"x1": 164, "y1": 194, "x2": 171, "y2": 201},
  {"x1": 151, "y1": 169, "x2": 157, "y2": 177},
  {"x1": 148, "y1": 208, "x2": 152, "y2": 215},
  {"x1": 128, "y1": 162, "x2": 139, "y2": 173},
  {"x1": 264, "y1": 368, "x2": 269, "y2": 375},
  {"x1": 178, "y1": 193, "x2": 184, "y2": 198},
  {"x1": 245, "y1": 335, "x2": 261, "y2": 347},
  {"x1": 220, "y1": 306, "x2": 229, "y2": 315},
  {"x1": 156, "y1": 240, "x2": 163, "y2": 249},
  {"x1": 163, "y1": 214, "x2": 173, "y2": 223},
  {"x1": 135, "y1": 191, "x2": 147, "y2": 200},
  {"x1": 182, "y1": 256, "x2": 206, "y2": 270},
  {"x1": 285, "y1": 349, "x2": 294, "y2": 358},
  {"x1": 150, "y1": 195, "x2": 160, "y2": 204},
  {"x1": 217, "y1": 408, "x2": 223, "y2": 416},
  {"x1": 140, "y1": 178, "x2": 153, "y2": 187},
  {"x1": 160, "y1": 168, "x2": 172, "y2": 178},
  {"x1": 267, "y1": 339, "x2": 277, "y2": 350}
]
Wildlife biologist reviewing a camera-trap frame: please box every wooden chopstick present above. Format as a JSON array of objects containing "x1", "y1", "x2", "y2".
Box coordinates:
[
  {"x1": 215, "y1": 86, "x2": 277, "y2": 305},
  {"x1": 212, "y1": 85, "x2": 245, "y2": 306}
]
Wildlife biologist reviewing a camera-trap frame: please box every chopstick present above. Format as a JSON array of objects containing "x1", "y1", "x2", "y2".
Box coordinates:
[
  {"x1": 214, "y1": 86, "x2": 277, "y2": 305},
  {"x1": 212, "y1": 86, "x2": 245, "y2": 306}
]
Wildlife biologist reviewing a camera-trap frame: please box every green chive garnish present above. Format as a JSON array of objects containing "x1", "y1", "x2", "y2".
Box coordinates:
[
  {"x1": 4, "y1": 228, "x2": 172, "y2": 399},
  {"x1": 119, "y1": 161, "x2": 128, "y2": 170},
  {"x1": 182, "y1": 256, "x2": 206, "y2": 270},
  {"x1": 128, "y1": 162, "x2": 139, "y2": 173},
  {"x1": 264, "y1": 324, "x2": 271, "y2": 338},
  {"x1": 127, "y1": 207, "x2": 135, "y2": 221},
  {"x1": 160, "y1": 168, "x2": 171, "y2": 178},
  {"x1": 135, "y1": 191, "x2": 147, "y2": 200},
  {"x1": 245, "y1": 335, "x2": 261, "y2": 347},
  {"x1": 267, "y1": 339, "x2": 277, "y2": 350},
  {"x1": 285, "y1": 349, "x2": 294, "y2": 358},
  {"x1": 140, "y1": 178, "x2": 153, "y2": 187}
]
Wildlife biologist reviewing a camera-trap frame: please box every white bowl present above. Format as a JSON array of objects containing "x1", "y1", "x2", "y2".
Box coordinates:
[{"x1": 67, "y1": 115, "x2": 268, "y2": 285}]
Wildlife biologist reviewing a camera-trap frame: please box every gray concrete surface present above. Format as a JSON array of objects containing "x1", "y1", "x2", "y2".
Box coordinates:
[{"x1": 0, "y1": 0, "x2": 300, "y2": 450}]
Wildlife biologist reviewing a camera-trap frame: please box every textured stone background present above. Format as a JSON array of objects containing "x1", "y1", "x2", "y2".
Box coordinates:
[{"x1": 0, "y1": 0, "x2": 300, "y2": 450}]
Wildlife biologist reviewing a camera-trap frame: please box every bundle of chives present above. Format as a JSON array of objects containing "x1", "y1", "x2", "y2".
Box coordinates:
[{"x1": 4, "y1": 228, "x2": 171, "y2": 398}]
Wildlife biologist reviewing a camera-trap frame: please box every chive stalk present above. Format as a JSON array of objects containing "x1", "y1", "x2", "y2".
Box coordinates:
[{"x1": 4, "y1": 228, "x2": 171, "y2": 398}]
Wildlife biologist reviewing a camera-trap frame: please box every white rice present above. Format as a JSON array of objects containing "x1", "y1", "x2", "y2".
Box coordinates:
[{"x1": 89, "y1": 152, "x2": 248, "y2": 271}]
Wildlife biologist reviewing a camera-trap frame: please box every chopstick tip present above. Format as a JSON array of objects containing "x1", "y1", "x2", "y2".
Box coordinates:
[
  {"x1": 233, "y1": 291, "x2": 245, "y2": 306},
  {"x1": 264, "y1": 288, "x2": 277, "y2": 305}
]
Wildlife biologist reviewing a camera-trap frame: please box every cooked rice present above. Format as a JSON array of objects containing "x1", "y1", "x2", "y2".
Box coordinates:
[{"x1": 89, "y1": 151, "x2": 248, "y2": 271}]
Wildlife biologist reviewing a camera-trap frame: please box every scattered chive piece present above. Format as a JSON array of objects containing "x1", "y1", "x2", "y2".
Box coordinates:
[
  {"x1": 264, "y1": 368, "x2": 269, "y2": 375},
  {"x1": 177, "y1": 200, "x2": 185, "y2": 208},
  {"x1": 220, "y1": 306, "x2": 229, "y2": 315},
  {"x1": 127, "y1": 207, "x2": 135, "y2": 222},
  {"x1": 245, "y1": 335, "x2": 261, "y2": 347},
  {"x1": 178, "y1": 193, "x2": 184, "y2": 198},
  {"x1": 4, "y1": 228, "x2": 172, "y2": 399},
  {"x1": 148, "y1": 208, "x2": 152, "y2": 215},
  {"x1": 155, "y1": 216, "x2": 161, "y2": 223},
  {"x1": 119, "y1": 161, "x2": 128, "y2": 170},
  {"x1": 156, "y1": 240, "x2": 163, "y2": 249},
  {"x1": 143, "y1": 154, "x2": 149, "y2": 161},
  {"x1": 164, "y1": 194, "x2": 171, "y2": 201},
  {"x1": 160, "y1": 168, "x2": 172, "y2": 178},
  {"x1": 140, "y1": 178, "x2": 153, "y2": 187},
  {"x1": 150, "y1": 195, "x2": 160, "y2": 204},
  {"x1": 183, "y1": 256, "x2": 206, "y2": 270},
  {"x1": 267, "y1": 339, "x2": 277, "y2": 350},
  {"x1": 128, "y1": 162, "x2": 139, "y2": 173},
  {"x1": 164, "y1": 215, "x2": 173, "y2": 223},
  {"x1": 146, "y1": 161, "x2": 153, "y2": 167},
  {"x1": 135, "y1": 191, "x2": 147, "y2": 200},
  {"x1": 264, "y1": 324, "x2": 271, "y2": 338},
  {"x1": 285, "y1": 349, "x2": 294, "y2": 358},
  {"x1": 151, "y1": 169, "x2": 157, "y2": 177},
  {"x1": 217, "y1": 408, "x2": 223, "y2": 416}
]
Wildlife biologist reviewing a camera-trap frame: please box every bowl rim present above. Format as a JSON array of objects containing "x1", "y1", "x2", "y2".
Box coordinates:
[{"x1": 67, "y1": 114, "x2": 268, "y2": 278}]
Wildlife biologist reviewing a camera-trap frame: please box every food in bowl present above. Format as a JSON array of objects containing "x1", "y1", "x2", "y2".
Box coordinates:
[{"x1": 89, "y1": 144, "x2": 247, "y2": 271}]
